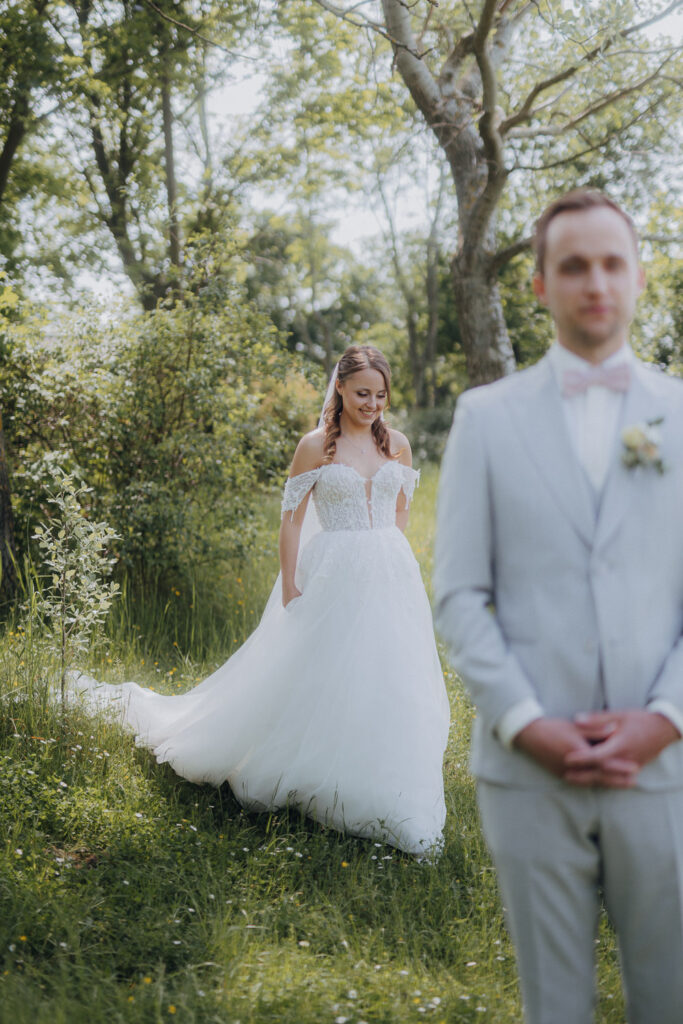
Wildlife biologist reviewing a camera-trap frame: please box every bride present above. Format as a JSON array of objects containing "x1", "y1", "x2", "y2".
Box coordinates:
[{"x1": 70, "y1": 345, "x2": 450, "y2": 855}]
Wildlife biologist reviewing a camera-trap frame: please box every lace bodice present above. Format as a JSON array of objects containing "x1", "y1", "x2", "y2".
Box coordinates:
[{"x1": 282, "y1": 462, "x2": 419, "y2": 532}]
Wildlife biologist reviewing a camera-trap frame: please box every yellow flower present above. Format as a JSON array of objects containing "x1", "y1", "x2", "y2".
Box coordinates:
[
  {"x1": 19, "y1": 936, "x2": 26, "y2": 942},
  {"x1": 622, "y1": 424, "x2": 647, "y2": 449},
  {"x1": 168, "y1": 1007, "x2": 176, "y2": 1015},
  {"x1": 143, "y1": 976, "x2": 152, "y2": 984},
  {"x1": 341, "y1": 861, "x2": 349, "y2": 868}
]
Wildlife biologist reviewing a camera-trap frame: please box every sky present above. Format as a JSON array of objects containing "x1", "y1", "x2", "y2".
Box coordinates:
[{"x1": 206, "y1": 5, "x2": 683, "y2": 253}]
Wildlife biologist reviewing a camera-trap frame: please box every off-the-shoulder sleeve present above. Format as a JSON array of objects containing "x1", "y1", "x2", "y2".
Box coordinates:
[
  {"x1": 400, "y1": 465, "x2": 420, "y2": 507},
  {"x1": 281, "y1": 468, "x2": 322, "y2": 520}
]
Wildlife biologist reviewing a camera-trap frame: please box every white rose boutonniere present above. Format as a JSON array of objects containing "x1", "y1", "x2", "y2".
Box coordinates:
[{"x1": 621, "y1": 417, "x2": 666, "y2": 474}]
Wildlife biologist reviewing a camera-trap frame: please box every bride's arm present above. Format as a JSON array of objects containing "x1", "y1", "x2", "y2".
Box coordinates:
[
  {"x1": 392, "y1": 430, "x2": 413, "y2": 532},
  {"x1": 279, "y1": 431, "x2": 324, "y2": 606}
]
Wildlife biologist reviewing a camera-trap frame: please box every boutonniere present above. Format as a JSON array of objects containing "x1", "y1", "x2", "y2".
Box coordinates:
[{"x1": 621, "y1": 417, "x2": 667, "y2": 473}]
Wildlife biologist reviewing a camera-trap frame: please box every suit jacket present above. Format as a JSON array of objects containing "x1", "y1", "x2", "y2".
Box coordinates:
[{"x1": 434, "y1": 353, "x2": 683, "y2": 790}]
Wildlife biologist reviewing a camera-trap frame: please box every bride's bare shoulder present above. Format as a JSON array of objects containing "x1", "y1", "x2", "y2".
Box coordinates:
[
  {"x1": 389, "y1": 428, "x2": 412, "y2": 467},
  {"x1": 289, "y1": 428, "x2": 326, "y2": 476}
]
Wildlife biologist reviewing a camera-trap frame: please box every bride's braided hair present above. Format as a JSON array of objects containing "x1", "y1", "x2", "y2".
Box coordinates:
[{"x1": 322, "y1": 345, "x2": 396, "y2": 464}]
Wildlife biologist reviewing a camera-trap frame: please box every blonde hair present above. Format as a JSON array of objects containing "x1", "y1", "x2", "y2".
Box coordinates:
[{"x1": 322, "y1": 345, "x2": 396, "y2": 464}]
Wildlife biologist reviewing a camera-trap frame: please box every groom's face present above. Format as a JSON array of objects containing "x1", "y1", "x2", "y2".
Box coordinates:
[{"x1": 533, "y1": 206, "x2": 645, "y2": 363}]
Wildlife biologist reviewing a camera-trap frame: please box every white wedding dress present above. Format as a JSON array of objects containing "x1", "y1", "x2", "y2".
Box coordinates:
[{"x1": 69, "y1": 460, "x2": 450, "y2": 854}]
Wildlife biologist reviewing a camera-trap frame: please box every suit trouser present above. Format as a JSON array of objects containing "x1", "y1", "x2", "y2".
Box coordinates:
[{"x1": 477, "y1": 781, "x2": 683, "y2": 1024}]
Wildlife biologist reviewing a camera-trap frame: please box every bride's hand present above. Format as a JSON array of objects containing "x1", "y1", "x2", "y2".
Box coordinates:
[{"x1": 282, "y1": 585, "x2": 302, "y2": 608}]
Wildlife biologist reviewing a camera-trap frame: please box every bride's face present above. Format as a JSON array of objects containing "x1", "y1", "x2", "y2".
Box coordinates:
[{"x1": 337, "y1": 367, "x2": 388, "y2": 428}]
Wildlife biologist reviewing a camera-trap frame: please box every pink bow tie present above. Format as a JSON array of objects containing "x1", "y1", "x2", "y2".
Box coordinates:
[{"x1": 562, "y1": 363, "x2": 630, "y2": 397}]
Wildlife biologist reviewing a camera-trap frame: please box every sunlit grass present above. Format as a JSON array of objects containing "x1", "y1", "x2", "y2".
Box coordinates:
[{"x1": 0, "y1": 465, "x2": 626, "y2": 1022}]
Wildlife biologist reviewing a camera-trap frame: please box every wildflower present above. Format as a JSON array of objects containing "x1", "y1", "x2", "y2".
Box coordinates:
[
  {"x1": 168, "y1": 1006, "x2": 176, "y2": 1014},
  {"x1": 143, "y1": 977, "x2": 152, "y2": 984},
  {"x1": 19, "y1": 936, "x2": 26, "y2": 942},
  {"x1": 341, "y1": 861, "x2": 349, "y2": 868},
  {"x1": 298, "y1": 940, "x2": 310, "y2": 947}
]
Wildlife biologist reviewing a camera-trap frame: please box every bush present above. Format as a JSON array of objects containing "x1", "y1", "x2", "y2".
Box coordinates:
[{"x1": 2, "y1": 284, "x2": 318, "y2": 591}]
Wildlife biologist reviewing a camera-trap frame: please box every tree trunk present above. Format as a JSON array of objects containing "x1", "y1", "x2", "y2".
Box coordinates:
[
  {"x1": 406, "y1": 307, "x2": 426, "y2": 407},
  {"x1": 0, "y1": 91, "x2": 30, "y2": 209},
  {"x1": 0, "y1": 408, "x2": 18, "y2": 606},
  {"x1": 380, "y1": 0, "x2": 517, "y2": 385},
  {"x1": 161, "y1": 72, "x2": 181, "y2": 270},
  {"x1": 452, "y1": 253, "x2": 515, "y2": 386}
]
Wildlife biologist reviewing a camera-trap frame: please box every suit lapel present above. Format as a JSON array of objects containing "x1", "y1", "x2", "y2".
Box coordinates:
[
  {"x1": 506, "y1": 358, "x2": 597, "y2": 548},
  {"x1": 594, "y1": 362, "x2": 666, "y2": 551}
]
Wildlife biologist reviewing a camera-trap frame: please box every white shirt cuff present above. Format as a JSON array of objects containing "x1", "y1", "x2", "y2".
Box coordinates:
[
  {"x1": 496, "y1": 698, "x2": 545, "y2": 749},
  {"x1": 647, "y1": 699, "x2": 683, "y2": 737}
]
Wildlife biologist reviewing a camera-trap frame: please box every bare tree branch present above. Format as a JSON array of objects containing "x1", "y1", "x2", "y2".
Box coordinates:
[
  {"x1": 490, "y1": 234, "x2": 533, "y2": 273},
  {"x1": 140, "y1": 0, "x2": 257, "y2": 59},
  {"x1": 508, "y1": 57, "x2": 677, "y2": 141},
  {"x1": 500, "y1": 0, "x2": 683, "y2": 135},
  {"x1": 461, "y1": 0, "x2": 510, "y2": 260},
  {"x1": 314, "y1": 0, "x2": 430, "y2": 57},
  {"x1": 511, "y1": 101, "x2": 662, "y2": 172},
  {"x1": 641, "y1": 234, "x2": 683, "y2": 245}
]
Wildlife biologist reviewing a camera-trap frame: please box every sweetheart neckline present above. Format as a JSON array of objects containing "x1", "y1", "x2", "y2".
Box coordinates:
[{"x1": 326, "y1": 461, "x2": 398, "y2": 483}]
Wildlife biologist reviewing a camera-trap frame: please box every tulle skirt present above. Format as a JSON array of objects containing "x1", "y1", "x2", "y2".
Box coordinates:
[{"x1": 69, "y1": 526, "x2": 450, "y2": 855}]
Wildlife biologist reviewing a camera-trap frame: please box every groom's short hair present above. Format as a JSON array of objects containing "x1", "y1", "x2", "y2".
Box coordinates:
[{"x1": 534, "y1": 189, "x2": 638, "y2": 272}]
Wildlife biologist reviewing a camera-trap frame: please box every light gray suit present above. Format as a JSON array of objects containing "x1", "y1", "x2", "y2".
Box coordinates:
[{"x1": 434, "y1": 353, "x2": 683, "y2": 1023}]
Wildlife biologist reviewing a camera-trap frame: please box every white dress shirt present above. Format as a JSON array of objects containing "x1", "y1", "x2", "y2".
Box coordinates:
[{"x1": 496, "y1": 342, "x2": 683, "y2": 747}]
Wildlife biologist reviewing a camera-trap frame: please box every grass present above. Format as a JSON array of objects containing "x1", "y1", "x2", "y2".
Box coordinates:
[{"x1": 0, "y1": 464, "x2": 626, "y2": 1023}]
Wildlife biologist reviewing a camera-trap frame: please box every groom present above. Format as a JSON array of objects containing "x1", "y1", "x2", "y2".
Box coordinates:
[{"x1": 434, "y1": 189, "x2": 683, "y2": 1023}]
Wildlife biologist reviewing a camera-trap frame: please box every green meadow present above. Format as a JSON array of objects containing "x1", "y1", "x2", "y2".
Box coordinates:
[{"x1": 0, "y1": 466, "x2": 626, "y2": 1023}]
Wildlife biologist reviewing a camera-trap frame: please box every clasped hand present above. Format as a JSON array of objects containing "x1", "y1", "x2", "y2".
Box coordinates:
[{"x1": 514, "y1": 711, "x2": 681, "y2": 788}]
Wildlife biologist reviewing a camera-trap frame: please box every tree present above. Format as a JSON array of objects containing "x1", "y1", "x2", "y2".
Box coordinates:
[
  {"x1": 0, "y1": 1, "x2": 270, "y2": 305},
  {"x1": 57, "y1": 0, "x2": 250, "y2": 307},
  {"x1": 0, "y1": 0, "x2": 73, "y2": 265},
  {"x1": 312, "y1": 0, "x2": 683, "y2": 384},
  {"x1": 245, "y1": 210, "x2": 395, "y2": 375}
]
